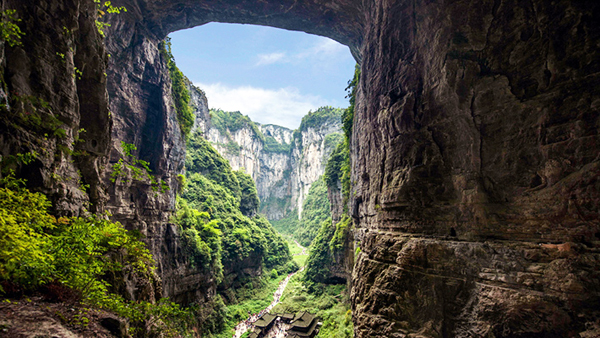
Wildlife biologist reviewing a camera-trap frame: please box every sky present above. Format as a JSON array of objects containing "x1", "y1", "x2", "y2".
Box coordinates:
[{"x1": 168, "y1": 23, "x2": 356, "y2": 130}]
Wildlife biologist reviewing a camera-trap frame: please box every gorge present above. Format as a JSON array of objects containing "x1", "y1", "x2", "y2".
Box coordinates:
[{"x1": 1, "y1": 0, "x2": 599, "y2": 337}]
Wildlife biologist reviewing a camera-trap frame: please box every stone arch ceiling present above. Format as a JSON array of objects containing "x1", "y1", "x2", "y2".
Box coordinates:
[{"x1": 114, "y1": 0, "x2": 365, "y2": 59}]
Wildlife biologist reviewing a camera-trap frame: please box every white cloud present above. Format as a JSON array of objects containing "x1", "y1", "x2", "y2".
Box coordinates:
[
  {"x1": 255, "y1": 52, "x2": 286, "y2": 66},
  {"x1": 195, "y1": 82, "x2": 331, "y2": 130},
  {"x1": 254, "y1": 37, "x2": 348, "y2": 67},
  {"x1": 310, "y1": 37, "x2": 348, "y2": 55}
]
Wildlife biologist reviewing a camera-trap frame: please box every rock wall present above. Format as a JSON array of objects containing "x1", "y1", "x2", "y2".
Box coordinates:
[
  {"x1": 0, "y1": 0, "x2": 110, "y2": 218},
  {"x1": 350, "y1": 0, "x2": 600, "y2": 337}
]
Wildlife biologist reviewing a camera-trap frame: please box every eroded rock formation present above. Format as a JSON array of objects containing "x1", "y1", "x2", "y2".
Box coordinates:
[
  {"x1": 350, "y1": 0, "x2": 600, "y2": 337},
  {"x1": 188, "y1": 87, "x2": 343, "y2": 220},
  {"x1": 2, "y1": 0, "x2": 599, "y2": 336}
]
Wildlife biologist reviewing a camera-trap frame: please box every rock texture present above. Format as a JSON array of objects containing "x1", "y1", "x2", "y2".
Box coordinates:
[
  {"x1": 189, "y1": 89, "x2": 343, "y2": 220},
  {"x1": 350, "y1": 0, "x2": 600, "y2": 337},
  {"x1": 3, "y1": 0, "x2": 600, "y2": 337},
  {"x1": 0, "y1": 0, "x2": 110, "y2": 218}
]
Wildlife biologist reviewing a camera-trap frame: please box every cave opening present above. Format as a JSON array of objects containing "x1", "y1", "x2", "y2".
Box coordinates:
[{"x1": 167, "y1": 22, "x2": 356, "y2": 130}]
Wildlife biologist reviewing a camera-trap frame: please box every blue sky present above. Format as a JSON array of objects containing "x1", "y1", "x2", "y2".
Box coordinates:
[{"x1": 169, "y1": 23, "x2": 356, "y2": 129}]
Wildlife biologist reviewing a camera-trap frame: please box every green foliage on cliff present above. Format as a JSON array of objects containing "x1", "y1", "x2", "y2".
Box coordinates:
[
  {"x1": 324, "y1": 64, "x2": 359, "y2": 212},
  {"x1": 235, "y1": 170, "x2": 260, "y2": 217},
  {"x1": 323, "y1": 142, "x2": 347, "y2": 189},
  {"x1": 0, "y1": 171, "x2": 194, "y2": 337},
  {"x1": 343, "y1": 64, "x2": 359, "y2": 142},
  {"x1": 110, "y1": 142, "x2": 169, "y2": 193},
  {"x1": 181, "y1": 130, "x2": 298, "y2": 337},
  {"x1": 271, "y1": 176, "x2": 331, "y2": 247},
  {"x1": 0, "y1": 9, "x2": 23, "y2": 47},
  {"x1": 298, "y1": 106, "x2": 344, "y2": 132},
  {"x1": 263, "y1": 135, "x2": 291, "y2": 153},
  {"x1": 0, "y1": 173, "x2": 153, "y2": 295},
  {"x1": 176, "y1": 199, "x2": 223, "y2": 280},
  {"x1": 182, "y1": 130, "x2": 292, "y2": 272},
  {"x1": 296, "y1": 177, "x2": 331, "y2": 246},
  {"x1": 185, "y1": 133, "x2": 241, "y2": 198},
  {"x1": 160, "y1": 38, "x2": 194, "y2": 140},
  {"x1": 329, "y1": 215, "x2": 351, "y2": 252},
  {"x1": 303, "y1": 218, "x2": 336, "y2": 284},
  {"x1": 210, "y1": 109, "x2": 292, "y2": 154},
  {"x1": 210, "y1": 109, "x2": 264, "y2": 141}
]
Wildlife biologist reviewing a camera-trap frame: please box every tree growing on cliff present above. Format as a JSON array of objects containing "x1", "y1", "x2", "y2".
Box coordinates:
[{"x1": 160, "y1": 37, "x2": 195, "y2": 141}]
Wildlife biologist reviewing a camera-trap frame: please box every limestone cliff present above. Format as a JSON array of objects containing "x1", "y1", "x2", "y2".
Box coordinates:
[
  {"x1": 350, "y1": 1, "x2": 600, "y2": 337},
  {"x1": 189, "y1": 94, "x2": 344, "y2": 221}
]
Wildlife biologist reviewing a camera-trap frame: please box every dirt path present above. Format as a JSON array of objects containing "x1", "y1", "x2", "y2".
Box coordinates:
[
  {"x1": 292, "y1": 240, "x2": 307, "y2": 256},
  {"x1": 232, "y1": 266, "x2": 304, "y2": 338}
]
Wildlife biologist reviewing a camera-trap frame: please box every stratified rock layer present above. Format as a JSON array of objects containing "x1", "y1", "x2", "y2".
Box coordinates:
[{"x1": 350, "y1": 0, "x2": 600, "y2": 337}]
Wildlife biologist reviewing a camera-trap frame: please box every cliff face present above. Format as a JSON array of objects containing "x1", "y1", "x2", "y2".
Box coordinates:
[
  {"x1": 290, "y1": 120, "x2": 342, "y2": 217},
  {"x1": 3, "y1": 0, "x2": 600, "y2": 337},
  {"x1": 190, "y1": 98, "x2": 343, "y2": 220},
  {"x1": 350, "y1": 0, "x2": 600, "y2": 337},
  {"x1": 0, "y1": 0, "x2": 110, "y2": 218}
]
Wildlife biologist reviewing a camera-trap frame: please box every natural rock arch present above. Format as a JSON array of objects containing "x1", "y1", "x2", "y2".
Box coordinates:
[
  {"x1": 104, "y1": 0, "x2": 600, "y2": 337},
  {"x1": 3, "y1": 0, "x2": 598, "y2": 337},
  {"x1": 109, "y1": 0, "x2": 364, "y2": 58}
]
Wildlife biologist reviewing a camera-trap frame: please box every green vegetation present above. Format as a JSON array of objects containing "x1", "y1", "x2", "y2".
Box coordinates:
[
  {"x1": 324, "y1": 132, "x2": 344, "y2": 150},
  {"x1": 224, "y1": 141, "x2": 243, "y2": 156},
  {"x1": 296, "y1": 177, "x2": 331, "y2": 246},
  {"x1": 264, "y1": 135, "x2": 291, "y2": 153},
  {"x1": 0, "y1": 94, "x2": 65, "y2": 144},
  {"x1": 160, "y1": 38, "x2": 194, "y2": 141},
  {"x1": 324, "y1": 64, "x2": 359, "y2": 210},
  {"x1": 272, "y1": 271, "x2": 353, "y2": 338},
  {"x1": 304, "y1": 65, "x2": 360, "y2": 285},
  {"x1": 175, "y1": 199, "x2": 223, "y2": 280},
  {"x1": 329, "y1": 215, "x2": 351, "y2": 252},
  {"x1": 0, "y1": 9, "x2": 24, "y2": 47},
  {"x1": 185, "y1": 134, "x2": 241, "y2": 198},
  {"x1": 271, "y1": 176, "x2": 331, "y2": 247},
  {"x1": 210, "y1": 109, "x2": 292, "y2": 154},
  {"x1": 303, "y1": 218, "x2": 336, "y2": 284},
  {"x1": 179, "y1": 129, "x2": 296, "y2": 337},
  {"x1": 93, "y1": 0, "x2": 127, "y2": 37},
  {"x1": 298, "y1": 106, "x2": 344, "y2": 132},
  {"x1": 0, "y1": 162, "x2": 190, "y2": 337},
  {"x1": 235, "y1": 170, "x2": 260, "y2": 217},
  {"x1": 110, "y1": 142, "x2": 169, "y2": 193},
  {"x1": 211, "y1": 109, "x2": 263, "y2": 141},
  {"x1": 285, "y1": 237, "x2": 308, "y2": 267},
  {"x1": 323, "y1": 142, "x2": 346, "y2": 189}
]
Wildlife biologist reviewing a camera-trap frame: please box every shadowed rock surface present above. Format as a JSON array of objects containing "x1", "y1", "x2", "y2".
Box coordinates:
[{"x1": 1, "y1": 0, "x2": 599, "y2": 337}]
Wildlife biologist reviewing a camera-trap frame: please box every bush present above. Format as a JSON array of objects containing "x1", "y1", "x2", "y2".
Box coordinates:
[
  {"x1": 0, "y1": 172, "x2": 195, "y2": 337},
  {"x1": 160, "y1": 38, "x2": 194, "y2": 141}
]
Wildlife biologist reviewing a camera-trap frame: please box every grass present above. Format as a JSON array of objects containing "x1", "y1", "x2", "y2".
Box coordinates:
[
  {"x1": 294, "y1": 254, "x2": 308, "y2": 267},
  {"x1": 286, "y1": 237, "x2": 305, "y2": 255},
  {"x1": 285, "y1": 237, "x2": 309, "y2": 267},
  {"x1": 271, "y1": 271, "x2": 353, "y2": 338}
]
